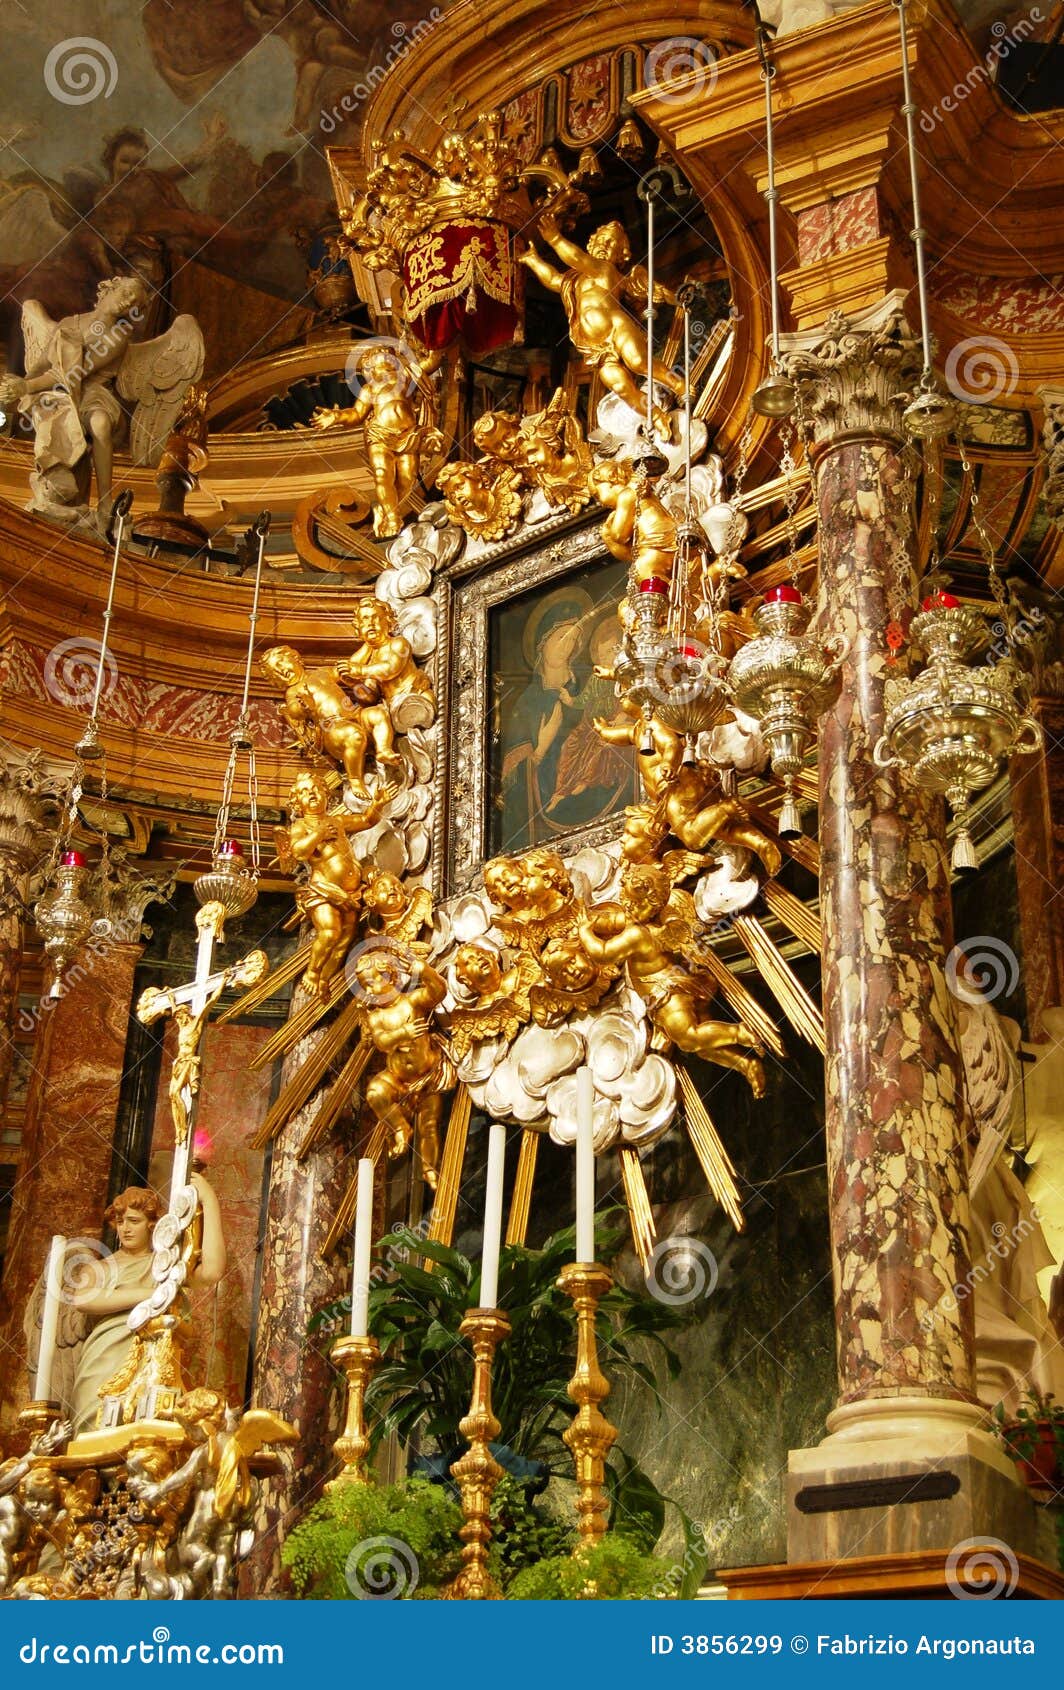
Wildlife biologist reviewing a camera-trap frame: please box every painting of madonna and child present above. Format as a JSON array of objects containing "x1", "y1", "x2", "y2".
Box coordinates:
[{"x1": 487, "y1": 554, "x2": 639, "y2": 857}]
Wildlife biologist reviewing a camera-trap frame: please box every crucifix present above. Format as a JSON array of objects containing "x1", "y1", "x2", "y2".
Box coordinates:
[
  {"x1": 136, "y1": 901, "x2": 268, "y2": 1208},
  {"x1": 122, "y1": 901, "x2": 267, "y2": 1351}
]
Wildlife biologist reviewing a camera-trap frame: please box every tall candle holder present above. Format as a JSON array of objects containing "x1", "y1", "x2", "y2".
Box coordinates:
[
  {"x1": 445, "y1": 1307, "x2": 511, "y2": 1600},
  {"x1": 559, "y1": 1261, "x2": 617, "y2": 1545},
  {"x1": 329, "y1": 1333, "x2": 381, "y2": 1486}
]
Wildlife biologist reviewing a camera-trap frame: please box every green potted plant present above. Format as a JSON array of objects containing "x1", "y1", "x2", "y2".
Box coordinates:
[
  {"x1": 281, "y1": 1475, "x2": 463, "y2": 1599},
  {"x1": 994, "y1": 1391, "x2": 1064, "y2": 1495}
]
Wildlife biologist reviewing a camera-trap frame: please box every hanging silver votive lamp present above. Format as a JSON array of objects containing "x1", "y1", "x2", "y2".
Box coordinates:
[
  {"x1": 727, "y1": 585, "x2": 846, "y2": 835},
  {"x1": 874, "y1": 587, "x2": 1042, "y2": 869}
]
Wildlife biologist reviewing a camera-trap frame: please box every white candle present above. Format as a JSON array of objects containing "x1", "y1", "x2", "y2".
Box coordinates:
[
  {"x1": 350, "y1": 1159, "x2": 374, "y2": 1338},
  {"x1": 35, "y1": 1235, "x2": 66, "y2": 1402},
  {"x1": 479, "y1": 1122, "x2": 507, "y2": 1309},
  {"x1": 575, "y1": 1067, "x2": 595, "y2": 1265}
]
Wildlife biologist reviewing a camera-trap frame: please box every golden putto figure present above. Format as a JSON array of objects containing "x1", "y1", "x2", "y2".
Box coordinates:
[
  {"x1": 594, "y1": 701, "x2": 782, "y2": 876},
  {"x1": 277, "y1": 770, "x2": 392, "y2": 1001},
  {"x1": 339, "y1": 596, "x2": 437, "y2": 732},
  {"x1": 351, "y1": 950, "x2": 454, "y2": 1187},
  {"x1": 312, "y1": 343, "x2": 444, "y2": 538},
  {"x1": 260, "y1": 645, "x2": 386, "y2": 798},
  {"x1": 522, "y1": 206, "x2": 684, "y2": 435},
  {"x1": 578, "y1": 864, "x2": 766, "y2": 1096}
]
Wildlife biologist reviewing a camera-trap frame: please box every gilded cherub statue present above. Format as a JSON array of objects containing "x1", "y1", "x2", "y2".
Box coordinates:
[
  {"x1": 311, "y1": 342, "x2": 444, "y2": 538},
  {"x1": 443, "y1": 942, "x2": 538, "y2": 1062},
  {"x1": 0, "y1": 275, "x2": 204, "y2": 528},
  {"x1": 0, "y1": 1420, "x2": 71, "y2": 1594},
  {"x1": 436, "y1": 458, "x2": 524, "y2": 540},
  {"x1": 350, "y1": 950, "x2": 454, "y2": 1186},
  {"x1": 362, "y1": 869, "x2": 434, "y2": 955},
  {"x1": 578, "y1": 864, "x2": 766, "y2": 1096},
  {"x1": 529, "y1": 934, "x2": 616, "y2": 1028},
  {"x1": 471, "y1": 387, "x2": 592, "y2": 512},
  {"x1": 127, "y1": 1388, "x2": 296, "y2": 1600},
  {"x1": 593, "y1": 700, "x2": 782, "y2": 877},
  {"x1": 589, "y1": 458, "x2": 677, "y2": 592},
  {"x1": 260, "y1": 645, "x2": 394, "y2": 798},
  {"x1": 277, "y1": 771, "x2": 392, "y2": 1001},
  {"x1": 521, "y1": 208, "x2": 684, "y2": 436},
  {"x1": 482, "y1": 847, "x2": 578, "y2": 954},
  {"x1": 338, "y1": 596, "x2": 436, "y2": 734}
]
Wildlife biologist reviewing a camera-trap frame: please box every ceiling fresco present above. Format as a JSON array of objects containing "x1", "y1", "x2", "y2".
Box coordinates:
[{"x1": 0, "y1": 0, "x2": 455, "y2": 370}]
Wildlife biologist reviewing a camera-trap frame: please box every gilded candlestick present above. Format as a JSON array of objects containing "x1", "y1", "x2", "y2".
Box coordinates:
[
  {"x1": 329, "y1": 1334, "x2": 380, "y2": 1485},
  {"x1": 17, "y1": 1400, "x2": 62, "y2": 1444},
  {"x1": 445, "y1": 1306, "x2": 511, "y2": 1600},
  {"x1": 559, "y1": 1261, "x2": 617, "y2": 1545}
]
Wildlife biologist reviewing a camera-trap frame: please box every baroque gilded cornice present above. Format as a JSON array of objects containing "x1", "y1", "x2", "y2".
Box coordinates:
[{"x1": 0, "y1": 500, "x2": 370, "y2": 812}]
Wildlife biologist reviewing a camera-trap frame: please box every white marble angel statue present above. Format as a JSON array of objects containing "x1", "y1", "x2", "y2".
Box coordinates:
[{"x1": 0, "y1": 274, "x2": 204, "y2": 529}]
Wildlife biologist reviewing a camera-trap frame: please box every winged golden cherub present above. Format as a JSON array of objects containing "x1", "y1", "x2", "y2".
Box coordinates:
[
  {"x1": 528, "y1": 933, "x2": 617, "y2": 1029},
  {"x1": 436, "y1": 458, "x2": 524, "y2": 541},
  {"x1": 471, "y1": 387, "x2": 592, "y2": 512},
  {"x1": 362, "y1": 871, "x2": 434, "y2": 955},
  {"x1": 128, "y1": 1390, "x2": 296, "y2": 1600},
  {"x1": 578, "y1": 862, "x2": 766, "y2": 1096},
  {"x1": 442, "y1": 943, "x2": 539, "y2": 1063},
  {"x1": 0, "y1": 275, "x2": 204, "y2": 527}
]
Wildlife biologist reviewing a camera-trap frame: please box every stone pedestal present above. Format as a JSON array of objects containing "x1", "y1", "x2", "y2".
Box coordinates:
[{"x1": 778, "y1": 293, "x2": 1030, "y2": 1558}]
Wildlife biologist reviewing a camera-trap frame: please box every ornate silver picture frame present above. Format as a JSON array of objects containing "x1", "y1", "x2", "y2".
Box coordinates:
[{"x1": 436, "y1": 518, "x2": 639, "y2": 896}]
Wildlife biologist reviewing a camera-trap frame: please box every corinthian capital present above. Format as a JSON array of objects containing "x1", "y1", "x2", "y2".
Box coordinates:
[{"x1": 779, "y1": 290, "x2": 922, "y2": 445}]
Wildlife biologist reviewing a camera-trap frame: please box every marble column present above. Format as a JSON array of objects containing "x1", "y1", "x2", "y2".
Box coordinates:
[
  {"x1": 779, "y1": 293, "x2": 1030, "y2": 1560},
  {"x1": 0, "y1": 940, "x2": 143, "y2": 1430},
  {"x1": 0, "y1": 752, "x2": 65, "y2": 1118},
  {"x1": 241, "y1": 998, "x2": 350, "y2": 1595},
  {"x1": 1008, "y1": 698, "x2": 1064, "y2": 1040},
  {"x1": 0, "y1": 911, "x2": 23, "y2": 1118}
]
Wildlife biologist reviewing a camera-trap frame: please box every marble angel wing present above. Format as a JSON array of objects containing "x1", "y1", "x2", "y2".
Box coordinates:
[
  {"x1": 958, "y1": 990, "x2": 1024, "y2": 1190},
  {"x1": 19, "y1": 299, "x2": 62, "y2": 379},
  {"x1": 117, "y1": 314, "x2": 205, "y2": 465}
]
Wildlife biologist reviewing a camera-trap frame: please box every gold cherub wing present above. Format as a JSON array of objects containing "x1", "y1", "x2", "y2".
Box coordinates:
[
  {"x1": 443, "y1": 952, "x2": 538, "y2": 1063},
  {"x1": 214, "y1": 1409, "x2": 298, "y2": 1521},
  {"x1": 386, "y1": 883, "x2": 434, "y2": 947}
]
